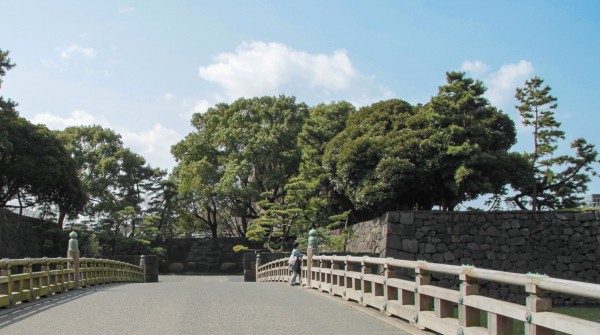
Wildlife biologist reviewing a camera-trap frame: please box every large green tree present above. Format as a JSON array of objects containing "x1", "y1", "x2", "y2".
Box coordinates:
[
  {"x1": 255, "y1": 101, "x2": 355, "y2": 249},
  {"x1": 173, "y1": 95, "x2": 308, "y2": 245},
  {"x1": 324, "y1": 99, "x2": 432, "y2": 213},
  {"x1": 424, "y1": 72, "x2": 528, "y2": 210},
  {"x1": 0, "y1": 49, "x2": 87, "y2": 224},
  {"x1": 57, "y1": 125, "x2": 163, "y2": 235},
  {"x1": 285, "y1": 101, "x2": 355, "y2": 228},
  {"x1": 513, "y1": 77, "x2": 599, "y2": 209},
  {"x1": 324, "y1": 73, "x2": 526, "y2": 213}
]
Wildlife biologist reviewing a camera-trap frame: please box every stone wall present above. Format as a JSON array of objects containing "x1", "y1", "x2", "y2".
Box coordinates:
[
  {"x1": 0, "y1": 208, "x2": 66, "y2": 258},
  {"x1": 344, "y1": 210, "x2": 600, "y2": 305},
  {"x1": 344, "y1": 217, "x2": 388, "y2": 255},
  {"x1": 164, "y1": 237, "x2": 250, "y2": 273}
]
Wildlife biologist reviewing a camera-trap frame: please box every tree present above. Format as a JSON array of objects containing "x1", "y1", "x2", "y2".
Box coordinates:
[
  {"x1": 513, "y1": 77, "x2": 599, "y2": 209},
  {"x1": 0, "y1": 49, "x2": 87, "y2": 223},
  {"x1": 173, "y1": 95, "x2": 308, "y2": 246},
  {"x1": 0, "y1": 50, "x2": 13, "y2": 81},
  {"x1": 260, "y1": 101, "x2": 355, "y2": 249},
  {"x1": 143, "y1": 178, "x2": 180, "y2": 242},
  {"x1": 324, "y1": 99, "x2": 432, "y2": 214},
  {"x1": 324, "y1": 73, "x2": 526, "y2": 214},
  {"x1": 57, "y1": 125, "x2": 164, "y2": 238},
  {"x1": 424, "y1": 72, "x2": 528, "y2": 210}
]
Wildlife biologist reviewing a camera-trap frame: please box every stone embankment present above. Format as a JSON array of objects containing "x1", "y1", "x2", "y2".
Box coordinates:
[{"x1": 344, "y1": 210, "x2": 600, "y2": 305}]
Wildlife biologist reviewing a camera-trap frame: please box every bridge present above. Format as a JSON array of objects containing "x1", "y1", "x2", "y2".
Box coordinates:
[
  {"x1": 1, "y1": 232, "x2": 600, "y2": 334},
  {"x1": 0, "y1": 275, "x2": 417, "y2": 335}
]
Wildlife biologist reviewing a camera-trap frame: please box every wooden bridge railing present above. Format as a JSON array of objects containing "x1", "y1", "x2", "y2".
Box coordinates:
[
  {"x1": 257, "y1": 253, "x2": 600, "y2": 335},
  {"x1": 0, "y1": 232, "x2": 145, "y2": 309}
]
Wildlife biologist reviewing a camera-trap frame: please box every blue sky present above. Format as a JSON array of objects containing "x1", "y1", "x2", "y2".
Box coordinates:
[{"x1": 3, "y1": 1, "x2": 600, "y2": 198}]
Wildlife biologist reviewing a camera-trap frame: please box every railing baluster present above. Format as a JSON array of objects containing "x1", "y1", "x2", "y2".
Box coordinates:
[
  {"x1": 256, "y1": 254, "x2": 600, "y2": 334},
  {"x1": 458, "y1": 267, "x2": 480, "y2": 328},
  {"x1": 525, "y1": 276, "x2": 553, "y2": 335}
]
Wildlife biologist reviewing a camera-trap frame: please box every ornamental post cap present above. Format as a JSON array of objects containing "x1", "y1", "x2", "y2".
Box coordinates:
[
  {"x1": 309, "y1": 229, "x2": 317, "y2": 236},
  {"x1": 68, "y1": 231, "x2": 79, "y2": 251}
]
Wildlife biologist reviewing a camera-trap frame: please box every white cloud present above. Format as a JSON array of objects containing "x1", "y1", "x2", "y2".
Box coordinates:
[
  {"x1": 462, "y1": 60, "x2": 534, "y2": 109},
  {"x1": 60, "y1": 44, "x2": 97, "y2": 60},
  {"x1": 486, "y1": 60, "x2": 534, "y2": 107},
  {"x1": 31, "y1": 110, "x2": 104, "y2": 129},
  {"x1": 31, "y1": 110, "x2": 179, "y2": 169},
  {"x1": 163, "y1": 92, "x2": 174, "y2": 101},
  {"x1": 198, "y1": 41, "x2": 391, "y2": 104},
  {"x1": 192, "y1": 100, "x2": 211, "y2": 114},
  {"x1": 461, "y1": 60, "x2": 489, "y2": 77},
  {"x1": 121, "y1": 124, "x2": 181, "y2": 169},
  {"x1": 41, "y1": 59, "x2": 67, "y2": 71},
  {"x1": 84, "y1": 68, "x2": 111, "y2": 78}
]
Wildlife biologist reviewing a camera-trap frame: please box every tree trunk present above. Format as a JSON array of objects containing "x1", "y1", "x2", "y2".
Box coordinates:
[{"x1": 58, "y1": 210, "x2": 67, "y2": 230}]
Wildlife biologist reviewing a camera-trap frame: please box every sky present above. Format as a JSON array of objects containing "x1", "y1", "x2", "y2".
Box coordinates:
[{"x1": 2, "y1": 1, "x2": 600, "y2": 198}]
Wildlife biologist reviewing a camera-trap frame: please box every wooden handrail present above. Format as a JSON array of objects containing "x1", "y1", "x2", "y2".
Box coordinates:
[
  {"x1": 0, "y1": 257, "x2": 144, "y2": 309},
  {"x1": 257, "y1": 255, "x2": 600, "y2": 334}
]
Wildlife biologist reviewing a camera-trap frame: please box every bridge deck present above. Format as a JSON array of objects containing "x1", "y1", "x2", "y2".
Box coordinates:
[{"x1": 0, "y1": 276, "x2": 416, "y2": 335}]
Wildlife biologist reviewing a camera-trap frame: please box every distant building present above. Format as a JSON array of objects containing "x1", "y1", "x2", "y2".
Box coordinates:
[{"x1": 584, "y1": 194, "x2": 600, "y2": 208}]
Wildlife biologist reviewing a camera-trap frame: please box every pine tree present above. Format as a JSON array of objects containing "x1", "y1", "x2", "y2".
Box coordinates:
[{"x1": 514, "y1": 77, "x2": 599, "y2": 209}]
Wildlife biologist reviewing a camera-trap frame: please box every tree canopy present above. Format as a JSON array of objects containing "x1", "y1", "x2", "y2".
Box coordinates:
[
  {"x1": 0, "y1": 49, "x2": 87, "y2": 221},
  {"x1": 172, "y1": 95, "x2": 309, "y2": 246},
  {"x1": 512, "y1": 76, "x2": 599, "y2": 210},
  {"x1": 3, "y1": 43, "x2": 599, "y2": 254},
  {"x1": 324, "y1": 73, "x2": 528, "y2": 213}
]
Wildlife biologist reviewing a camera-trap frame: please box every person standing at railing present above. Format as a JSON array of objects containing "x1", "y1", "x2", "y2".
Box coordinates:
[{"x1": 288, "y1": 242, "x2": 305, "y2": 286}]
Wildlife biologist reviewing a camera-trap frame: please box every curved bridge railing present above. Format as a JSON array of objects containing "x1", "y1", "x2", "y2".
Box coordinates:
[
  {"x1": 0, "y1": 257, "x2": 144, "y2": 308},
  {"x1": 0, "y1": 231, "x2": 144, "y2": 309},
  {"x1": 257, "y1": 254, "x2": 600, "y2": 335}
]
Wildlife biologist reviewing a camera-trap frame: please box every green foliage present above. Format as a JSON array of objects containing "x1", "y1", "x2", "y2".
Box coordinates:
[
  {"x1": 173, "y1": 95, "x2": 308, "y2": 247},
  {"x1": 284, "y1": 102, "x2": 355, "y2": 227},
  {"x1": 0, "y1": 49, "x2": 14, "y2": 87},
  {"x1": 512, "y1": 77, "x2": 599, "y2": 210},
  {"x1": 0, "y1": 50, "x2": 87, "y2": 220},
  {"x1": 324, "y1": 73, "x2": 526, "y2": 214},
  {"x1": 233, "y1": 245, "x2": 249, "y2": 252},
  {"x1": 80, "y1": 232, "x2": 101, "y2": 257},
  {"x1": 57, "y1": 125, "x2": 169, "y2": 242},
  {"x1": 150, "y1": 247, "x2": 167, "y2": 256}
]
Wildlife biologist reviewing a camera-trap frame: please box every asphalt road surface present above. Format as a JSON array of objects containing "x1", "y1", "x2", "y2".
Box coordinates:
[{"x1": 0, "y1": 276, "x2": 417, "y2": 335}]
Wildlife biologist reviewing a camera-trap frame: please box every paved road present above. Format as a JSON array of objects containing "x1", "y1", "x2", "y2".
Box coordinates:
[{"x1": 0, "y1": 276, "x2": 419, "y2": 335}]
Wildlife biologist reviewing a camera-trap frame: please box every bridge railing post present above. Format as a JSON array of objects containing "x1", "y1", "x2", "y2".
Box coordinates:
[
  {"x1": 67, "y1": 231, "x2": 80, "y2": 289},
  {"x1": 140, "y1": 255, "x2": 146, "y2": 283},
  {"x1": 525, "y1": 274, "x2": 553, "y2": 335},
  {"x1": 306, "y1": 229, "x2": 319, "y2": 288},
  {"x1": 255, "y1": 253, "x2": 261, "y2": 282},
  {"x1": 458, "y1": 265, "x2": 480, "y2": 329}
]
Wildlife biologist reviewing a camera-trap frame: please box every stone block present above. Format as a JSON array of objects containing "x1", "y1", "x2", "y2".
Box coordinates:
[
  {"x1": 452, "y1": 223, "x2": 466, "y2": 235},
  {"x1": 432, "y1": 253, "x2": 444, "y2": 263},
  {"x1": 400, "y1": 212, "x2": 415, "y2": 224},
  {"x1": 485, "y1": 226, "x2": 500, "y2": 236},
  {"x1": 220, "y1": 262, "x2": 237, "y2": 272},
  {"x1": 388, "y1": 223, "x2": 415, "y2": 236},
  {"x1": 381, "y1": 211, "x2": 401, "y2": 223},
  {"x1": 402, "y1": 239, "x2": 419, "y2": 253},
  {"x1": 443, "y1": 251, "x2": 454, "y2": 262},
  {"x1": 507, "y1": 229, "x2": 521, "y2": 237},
  {"x1": 506, "y1": 237, "x2": 525, "y2": 246},
  {"x1": 459, "y1": 235, "x2": 474, "y2": 243},
  {"x1": 519, "y1": 253, "x2": 532, "y2": 261},
  {"x1": 576, "y1": 211, "x2": 596, "y2": 222},
  {"x1": 436, "y1": 243, "x2": 448, "y2": 253},
  {"x1": 425, "y1": 243, "x2": 436, "y2": 253}
]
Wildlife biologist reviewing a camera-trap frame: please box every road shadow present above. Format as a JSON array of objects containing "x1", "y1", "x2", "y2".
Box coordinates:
[{"x1": 0, "y1": 283, "x2": 129, "y2": 330}]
